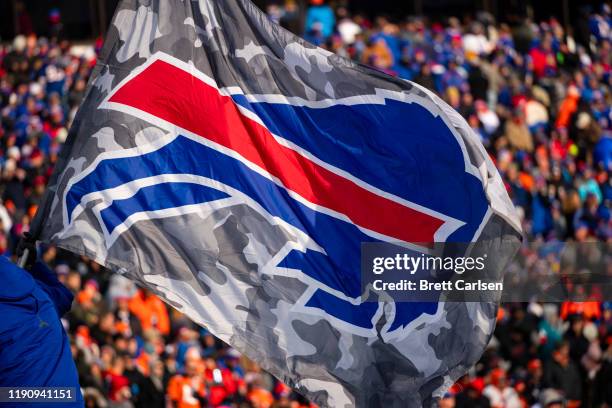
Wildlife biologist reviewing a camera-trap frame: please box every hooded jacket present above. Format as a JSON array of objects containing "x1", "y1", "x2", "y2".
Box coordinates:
[{"x1": 0, "y1": 256, "x2": 83, "y2": 407}]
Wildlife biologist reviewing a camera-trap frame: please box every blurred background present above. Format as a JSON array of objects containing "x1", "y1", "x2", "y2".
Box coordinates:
[
  {"x1": 0, "y1": 0, "x2": 607, "y2": 41},
  {"x1": 0, "y1": 1, "x2": 611, "y2": 408}
]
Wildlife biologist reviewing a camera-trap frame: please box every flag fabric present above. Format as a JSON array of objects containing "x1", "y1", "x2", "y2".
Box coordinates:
[{"x1": 33, "y1": 0, "x2": 521, "y2": 406}]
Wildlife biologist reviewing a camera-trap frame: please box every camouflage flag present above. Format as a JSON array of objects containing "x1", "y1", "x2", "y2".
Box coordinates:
[{"x1": 33, "y1": 0, "x2": 521, "y2": 406}]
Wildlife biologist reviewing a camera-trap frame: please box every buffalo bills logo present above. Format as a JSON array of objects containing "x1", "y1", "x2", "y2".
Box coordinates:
[{"x1": 63, "y1": 53, "x2": 490, "y2": 336}]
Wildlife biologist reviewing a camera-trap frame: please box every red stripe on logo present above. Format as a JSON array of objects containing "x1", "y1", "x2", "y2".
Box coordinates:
[{"x1": 108, "y1": 59, "x2": 446, "y2": 243}]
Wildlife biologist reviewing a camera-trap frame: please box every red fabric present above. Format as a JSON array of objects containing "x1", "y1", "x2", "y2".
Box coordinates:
[
  {"x1": 103, "y1": 371, "x2": 130, "y2": 402},
  {"x1": 108, "y1": 58, "x2": 446, "y2": 243}
]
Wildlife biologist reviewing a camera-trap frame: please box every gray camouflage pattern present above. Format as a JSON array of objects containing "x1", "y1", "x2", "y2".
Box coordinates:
[{"x1": 33, "y1": 0, "x2": 522, "y2": 406}]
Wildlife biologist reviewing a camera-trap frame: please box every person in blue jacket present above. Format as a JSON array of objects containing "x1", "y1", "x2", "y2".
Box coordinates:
[
  {"x1": 304, "y1": 0, "x2": 335, "y2": 40},
  {"x1": 0, "y1": 250, "x2": 83, "y2": 407}
]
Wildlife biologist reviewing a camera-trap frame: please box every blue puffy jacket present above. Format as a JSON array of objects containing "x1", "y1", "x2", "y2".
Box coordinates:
[{"x1": 0, "y1": 256, "x2": 83, "y2": 407}]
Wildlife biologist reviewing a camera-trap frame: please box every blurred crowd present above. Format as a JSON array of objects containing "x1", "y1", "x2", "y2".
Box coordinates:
[{"x1": 1, "y1": 1, "x2": 612, "y2": 407}]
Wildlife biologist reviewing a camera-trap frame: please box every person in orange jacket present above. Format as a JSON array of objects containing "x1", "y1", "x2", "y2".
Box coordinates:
[
  {"x1": 555, "y1": 85, "x2": 580, "y2": 129},
  {"x1": 560, "y1": 300, "x2": 601, "y2": 321},
  {"x1": 167, "y1": 348, "x2": 207, "y2": 408},
  {"x1": 128, "y1": 288, "x2": 170, "y2": 336}
]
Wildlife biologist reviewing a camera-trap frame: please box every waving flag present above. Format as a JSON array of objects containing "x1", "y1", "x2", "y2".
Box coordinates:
[{"x1": 33, "y1": 0, "x2": 521, "y2": 406}]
